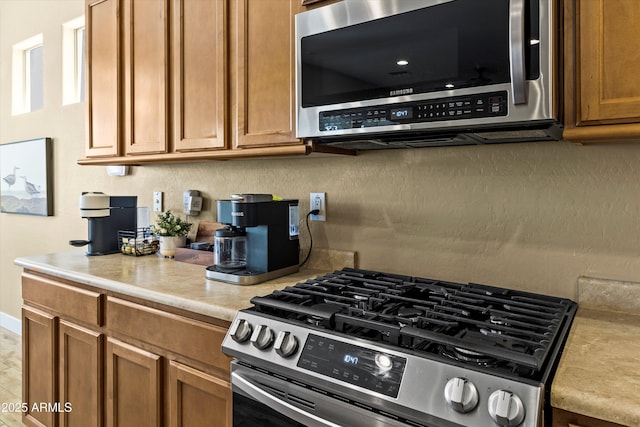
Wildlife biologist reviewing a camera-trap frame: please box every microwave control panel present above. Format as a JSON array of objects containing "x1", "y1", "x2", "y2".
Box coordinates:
[{"x1": 318, "y1": 91, "x2": 507, "y2": 132}]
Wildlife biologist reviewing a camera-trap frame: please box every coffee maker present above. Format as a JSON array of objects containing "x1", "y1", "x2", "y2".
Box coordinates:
[
  {"x1": 69, "y1": 192, "x2": 138, "y2": 255},
  {"x1": 205, "y1": 194, "x2": 299, "y2": 285}
]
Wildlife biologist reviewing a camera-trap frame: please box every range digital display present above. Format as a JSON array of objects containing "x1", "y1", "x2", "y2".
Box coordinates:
[{"x1": 297, "y1": 334, "x2": 406, "y2": 398}]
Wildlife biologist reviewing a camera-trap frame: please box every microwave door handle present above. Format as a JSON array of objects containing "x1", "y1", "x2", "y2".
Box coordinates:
[{"x1": 509, "y1": 0, "x2": 526, "y2": 104}]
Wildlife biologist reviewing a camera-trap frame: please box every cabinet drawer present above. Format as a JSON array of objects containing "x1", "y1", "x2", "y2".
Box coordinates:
[
  {"x1": 22, "y1": 272, "x2": 103, "y2": 326},
  {"x1": 106, "y1": 297, "x2": 230, "y2": 375}
]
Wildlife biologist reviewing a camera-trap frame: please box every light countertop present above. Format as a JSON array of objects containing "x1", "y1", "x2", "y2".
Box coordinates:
[
  {"x1": 15, "y1": 248, "x2": 355, "y2": 323},
  {"x1": 16, "y1": 252, "x2": 639, "y2": 425},
  {"x1": 551, "y1": 276, "x2": 640, "y2": 426}
]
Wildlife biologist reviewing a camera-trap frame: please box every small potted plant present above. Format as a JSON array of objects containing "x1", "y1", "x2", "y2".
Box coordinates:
[{"x1": 150, "y1": 210, "x2": 192, "y2": 257}]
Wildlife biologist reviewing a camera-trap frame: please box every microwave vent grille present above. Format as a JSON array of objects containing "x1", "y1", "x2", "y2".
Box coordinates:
[{"x1": 472, "y1": 129, "x2": 551, "y2": 141}]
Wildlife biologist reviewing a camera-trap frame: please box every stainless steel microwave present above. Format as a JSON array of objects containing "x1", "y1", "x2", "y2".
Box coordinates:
[{"x1": 295, "y1": 0, "x2": 562, "y2": 150}]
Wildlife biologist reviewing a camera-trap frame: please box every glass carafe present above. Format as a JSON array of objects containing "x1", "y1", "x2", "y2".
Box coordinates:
[{"x1": 214, "y1": 226, "x2": 247, "y2": 270}]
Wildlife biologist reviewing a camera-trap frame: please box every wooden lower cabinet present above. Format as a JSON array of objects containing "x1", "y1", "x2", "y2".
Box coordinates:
[
  {"x1": 21, "y1": 272, "x2": 233, "y2": 427},
  {"x1": 59, "y1": 321, "x2": 103, "y2": 427},
  {"x1": 22, "y1": 306, "x2": 57, "y2": 427},
  {"x1": 168, "y1": 361, "x2": 232, "y2": 427},
  {"x1": 106, "y1": 338, "x2": 162, "y2": 427},
  {"x1": 553, "y1": 408, "x2": 626, "y2": 427}
]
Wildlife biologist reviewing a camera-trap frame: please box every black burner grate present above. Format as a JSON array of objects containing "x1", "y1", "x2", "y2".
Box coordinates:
[{"x1": 250, "y1": 268, "x2": 576, "y2": 380}]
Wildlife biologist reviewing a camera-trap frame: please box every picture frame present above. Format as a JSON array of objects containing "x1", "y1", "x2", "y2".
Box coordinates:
[{"x1": 0, "y1": 137, "x2": 53, "y2": 216}]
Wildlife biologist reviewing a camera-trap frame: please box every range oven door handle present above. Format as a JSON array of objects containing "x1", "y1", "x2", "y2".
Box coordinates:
[
  {"x1": 509, "y1": 0, "x2": 526, "y2": 105},
  {"x1": 232, "y1": 371, "x2": 341, "y2": 427}
]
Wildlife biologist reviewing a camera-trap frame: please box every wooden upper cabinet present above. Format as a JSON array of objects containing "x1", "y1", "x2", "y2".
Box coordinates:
[
  {"x1": 564, "y1": 0, "x2": 640, "y2": 143},
  {"x1": 80, "y1": 0, "x2": 344, "y2": 164},
  {"x1": 172, "y1": 0, "x2": 227, "y2": 152},
  {"x1": 122, "y1": 0, "x2": 169, "y2": 155},
  {"x1": 86, "y1": 0, "x2": 121, "y2": 158},
  {"x1": 231, "y1": 0, "x2": 302, "y2": 148}
]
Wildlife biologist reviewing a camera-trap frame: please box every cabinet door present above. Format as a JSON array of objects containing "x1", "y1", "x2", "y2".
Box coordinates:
[
  {"x1": 172, "y1": 0, "x2": 227, "y2": 152},
  {"x1": 168, "y1": 361, "x2": 232, "y2": 427},
  {"x1": 576, "y1": 0, "x2": 640, "y2": 125},
  {"x1": 22, "y1": 306, "x2": 57, "y2": 427},
  {"x1": 552, "y1": 408, "x2": 626, "y2": 427},
  {"x1": 85, "y1": 0, "x2": 121, "y2": 158},
  {"x1": 106, "y1": 338, "x2": 162, "y2": 427},
  {"x1": 232, "y1": 0, "x2": 301, "y2": 148},
  {"x1": 122, "y1": 0, "x2": 169, "y2": 155},
  {"x1": 59, "y1": 321, "x2": 103, "y2": 427}
]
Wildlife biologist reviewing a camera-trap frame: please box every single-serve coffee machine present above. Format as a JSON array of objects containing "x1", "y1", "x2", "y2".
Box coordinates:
[
  {"x1": 70, "y1": 192, "x2": 137, "y2": 255},
  {"x1": 205, "y1": 194, "x2": 299, "y2": 285}
]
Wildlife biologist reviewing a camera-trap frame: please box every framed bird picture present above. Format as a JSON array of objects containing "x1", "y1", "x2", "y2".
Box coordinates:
[{"x1": 0, "y1": 137, "x2": 53, "y2": 216}]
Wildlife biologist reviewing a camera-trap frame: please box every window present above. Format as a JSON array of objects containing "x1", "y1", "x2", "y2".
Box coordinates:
[
  {"x1": 62, "y1": 16, "x2": 86, "y2": 105},
  {"x1": 12, "y1": 34, "x2": 44, "y2": 115}
]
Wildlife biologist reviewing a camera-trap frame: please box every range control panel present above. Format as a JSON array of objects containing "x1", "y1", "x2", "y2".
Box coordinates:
[
  {"x1": 297, "y1": 334, "x2": 406, "y2": 398},
  {"x1": 319, "y1": 91, "x2": 507, "y2": 132}
]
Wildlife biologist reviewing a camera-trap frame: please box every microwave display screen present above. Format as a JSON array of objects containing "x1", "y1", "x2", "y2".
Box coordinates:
[
  {"x1": 300, "y1": 0, "x2": 539, "y2": 108},
  {"x1": 390, "y1": 108, "x2": 413, "y2": 120}
]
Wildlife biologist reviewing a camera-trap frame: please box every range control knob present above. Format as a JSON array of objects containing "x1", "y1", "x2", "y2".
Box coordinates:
[
  {"x1": 229, "y1": 318, "x2": 252, "y2": 343},
  {"x1": 488, "y1": 390, "x2": 525, "y2": 427},
  {"x1": 444, "y1": 377, "x2": 479, "y2": 413},
  {"x1": 274, "y1": 331, "x2": 299, "y2": 358},
  {"x1": 250, "y1": 324, "x2": 274, "y2": 350}
]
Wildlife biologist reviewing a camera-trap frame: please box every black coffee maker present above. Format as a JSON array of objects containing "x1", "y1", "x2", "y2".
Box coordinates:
[
  {"x1": 206, "y1": 194, "x2": 299, "y2": 285},
  {"x1": 70, "y1": 192, "x2": 138, "y2": 255}
]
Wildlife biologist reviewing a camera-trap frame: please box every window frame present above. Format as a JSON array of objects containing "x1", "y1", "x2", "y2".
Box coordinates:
[
  {"x1": 62, "y1": 16, "x2": 86, "y2": 105},
  {"x1": 11, "y1": 34, "x2": 44, "y2": 115}
]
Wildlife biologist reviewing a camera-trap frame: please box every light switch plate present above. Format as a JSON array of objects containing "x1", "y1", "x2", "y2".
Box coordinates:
[{"x1": 153, "y1": 191, "x2": 163, "y2": 212}]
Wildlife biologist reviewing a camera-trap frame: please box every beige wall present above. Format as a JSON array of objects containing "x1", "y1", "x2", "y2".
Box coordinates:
[{"x1": 3, "y1": 0, "x2": 640, "y2": 324}]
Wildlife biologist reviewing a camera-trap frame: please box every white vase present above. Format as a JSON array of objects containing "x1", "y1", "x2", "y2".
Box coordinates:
[{"x1": 158, "y1": 236, "x2": 186, "y2": 258}]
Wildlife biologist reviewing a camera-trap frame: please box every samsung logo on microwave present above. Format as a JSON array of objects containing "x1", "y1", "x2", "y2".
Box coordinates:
[{"x1": 390, "y1": 88, "x2": 413, "y2": 97}]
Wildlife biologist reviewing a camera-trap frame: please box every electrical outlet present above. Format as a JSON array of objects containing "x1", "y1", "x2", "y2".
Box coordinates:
[
  {"x1": 310, "y1": 192, "x2": 326, "y2": 221},
  {"x1": 153, "y1": 191, "x2": 163, "y2": 212}
]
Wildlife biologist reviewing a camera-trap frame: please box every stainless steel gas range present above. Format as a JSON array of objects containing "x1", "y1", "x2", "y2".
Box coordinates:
[{"x1": 222, "y1": 268, "x2": 577, "y2": 427}]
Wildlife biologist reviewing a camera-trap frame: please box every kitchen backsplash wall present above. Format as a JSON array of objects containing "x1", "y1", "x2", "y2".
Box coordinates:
[{"x1": 3, "y1": 0, "x2": 640, "y2": 322}]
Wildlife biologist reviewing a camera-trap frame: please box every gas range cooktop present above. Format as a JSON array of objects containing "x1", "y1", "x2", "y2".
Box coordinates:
[
  {"x1": 250, "y1": 268, "x2": 574, "y2": 379},
  {"x1": 223, "y1": 268, "x2": 577, "y2": 427}
]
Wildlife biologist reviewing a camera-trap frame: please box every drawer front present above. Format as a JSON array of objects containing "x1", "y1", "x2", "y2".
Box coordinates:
[
  {"x1": 106, "y1": 297, "x2": 230, "y2": 375},
  {"x1": 22, "y1": 272, "x2": 103, "y2": 326}
]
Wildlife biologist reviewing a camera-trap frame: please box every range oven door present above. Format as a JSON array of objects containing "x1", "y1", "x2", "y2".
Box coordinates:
[{"x1": 231, "y1": 362, "x2": 441, "y2": 427}]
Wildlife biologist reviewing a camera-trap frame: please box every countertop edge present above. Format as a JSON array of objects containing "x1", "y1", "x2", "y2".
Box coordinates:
[
  {"x1": 551, "y1": 383, "x2": 640, "y2": 427},
  {"x1": 15, "y1": 255, "x2": 239, "y2": 321},
  {"x1": 14, "y1": 250, "x2": 353, "y2": 323},
  {"x1": 551, "y1": 307, "x2": 640, "y2": 427}
]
